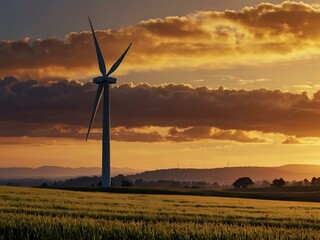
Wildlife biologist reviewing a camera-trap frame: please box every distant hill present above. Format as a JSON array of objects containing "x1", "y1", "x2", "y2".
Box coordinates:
[
  {"x1": 126, "y1": 164, "x2": 320, "y2": 184},
  {"x1": 2, "y1": 164, "x2": 320, "y2": 186},
  {"x1": 0, "y1": 166, "x2": 142, "y2": 179}
]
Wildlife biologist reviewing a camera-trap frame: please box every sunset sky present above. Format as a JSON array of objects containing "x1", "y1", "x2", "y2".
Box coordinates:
[{"x1": 2, "y1": 0, "x2": 320, "y2": 170}]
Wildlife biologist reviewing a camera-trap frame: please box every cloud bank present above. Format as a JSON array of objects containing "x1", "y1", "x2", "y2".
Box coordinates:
[
  {"x1": 1, "y1": 1, "x2": 320, "y2": 79},
  {"x1": 1, "y1": 77, "x2": 320, "y2": 142}
]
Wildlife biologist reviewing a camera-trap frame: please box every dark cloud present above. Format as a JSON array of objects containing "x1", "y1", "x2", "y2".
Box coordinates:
[
  {"x1": 2, "y1": 77, "x2": 320, "y2": 141},
  {"x1": 0, "y1": 121, "x2": 86, "y2": 139}
]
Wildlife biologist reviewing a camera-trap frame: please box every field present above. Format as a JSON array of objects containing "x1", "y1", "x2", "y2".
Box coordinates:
[
  {"x1": 1, "y1": 186, "x2": 320, "y2": 239},
  {"x1": 52, "y1": 185, "x2": 320, "y2": 202}
]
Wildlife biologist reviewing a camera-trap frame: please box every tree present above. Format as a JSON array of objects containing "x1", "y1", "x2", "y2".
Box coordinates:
[
  {"x1": 112, "y1": 174, "x2": 130, "y2": 186},
  {"x1": 311, "y1": 177, "x2": 317, "y2": 186},
  {"x1": 311, "y1": 177, "x2": 320, "y2": 186},
  {"x1": 121, "y1": 180, "x2": 133, "y2": 187},
  {"x1": 135, "y1": 179, "x2": 145, "y2": 186},
  {"x1": 40, "y1": 182, "x2": 48, "y2": 187},
  {"x1": 233, "y1": 177, "x2": 254, "y2": 188},
  {"x1": 51, "y1": 181, "x2": 59, "y2": 187},
  {"x1": 303, "y1": 178, "x2": 310, "y2": 186},
  {"x1": 271, "y1": 178, "x2": 286, "y2": 187},
  {"x1": 211, "y1": 182, "x2": 220, "y2": 188}
]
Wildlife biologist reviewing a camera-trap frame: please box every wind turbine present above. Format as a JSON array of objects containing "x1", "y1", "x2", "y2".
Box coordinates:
[{"x1": 86, "y1": 17, "x2": 132, "y2": 187}]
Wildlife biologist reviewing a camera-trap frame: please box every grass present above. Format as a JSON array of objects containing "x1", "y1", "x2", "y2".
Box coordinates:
[{"x1": 1, "y1": 186, "x2": 320, "y2": 239}]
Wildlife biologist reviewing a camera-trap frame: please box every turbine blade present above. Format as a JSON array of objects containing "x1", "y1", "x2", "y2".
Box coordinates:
[
  {"x1": 86, "y1": 83, "x2": 104, "y2": 141},
  {"x1": 107, "y1": 43, "x2": 132, "y2": 76},
  {"x1": 88, "y1": 17, "x2": 107, "y2": 76}
]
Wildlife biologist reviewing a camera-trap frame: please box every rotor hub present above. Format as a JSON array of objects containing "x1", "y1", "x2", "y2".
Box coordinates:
[{"x1": 93, "y1": 76, "x2": 117, "y2": 84}]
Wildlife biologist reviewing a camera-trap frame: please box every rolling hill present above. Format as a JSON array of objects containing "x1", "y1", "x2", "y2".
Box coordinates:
[
  {"x1": 126, "y1": 164, "x2": 320, "y2": 184},
  {"x1": 1, "y1": 164, "x2": 319, "y2": 186},
  {"x1": 0, "y1": 166, "x2": 141, "y2": 179}
]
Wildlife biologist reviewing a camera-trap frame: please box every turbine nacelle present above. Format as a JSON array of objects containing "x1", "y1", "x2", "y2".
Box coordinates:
[{"x1": 93, "y1": 76, "x2": 117, "y2": 84}]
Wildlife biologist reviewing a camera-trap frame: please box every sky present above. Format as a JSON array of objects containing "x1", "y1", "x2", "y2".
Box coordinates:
[{"x1": 2, "y1": 0, "x2": 320, "y2": 170}]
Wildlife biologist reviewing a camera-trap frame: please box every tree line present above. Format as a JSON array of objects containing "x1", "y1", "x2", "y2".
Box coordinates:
[
  {"x1": 232, "y1": 177, "x2": 320, "y2": 188},
  {"x1": 38, "y1": 175, "x2": 320, "y2": 188}
]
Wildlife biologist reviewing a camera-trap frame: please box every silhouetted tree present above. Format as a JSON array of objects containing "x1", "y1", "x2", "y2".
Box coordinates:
[
  {"x1": 311, "y1": 177, "x2": 320, "y2": 186},
  {"x1": 311, "y1": 177, "x2": 317, "y2": 186},
  {"x1": 40, "y1": 182, "x2": 48, "y2": 187},
  {"x1": 51, "y1": 181, "x2": 59, "y2": 187},
  {"x1": 304, "y1": 178, "x2": 311, "y2": 186},
  {"x1": 135, "y1": 179, "x2": 145, "y2": 186},
  {"x1": 233, "y1": 177, "x2": 254, "y2": 188},
  {"x1": 191, "y1": 181, "x2": 211, "y2": 188},
  {"x1": 271, "y1": 178, "x2": 286, "y2": 187},
  {"x1": 121, "y1": 180, "x2": 133, "y2": 187},
  {"x1": 211, "y1": 182, "x2": 220, "y2": 188},
  {"x1": 289, "y1": 180, "x2": 304, "y2": 186},
  {"x1": 170, "y1": 181, "x2": 182, "y2": 188},
  {"x1": 112, "y1": 174, "x2": 132, "y2": 186},
  {"x1": 311, "y1": 177, "x2": 316, "y2": 185}
]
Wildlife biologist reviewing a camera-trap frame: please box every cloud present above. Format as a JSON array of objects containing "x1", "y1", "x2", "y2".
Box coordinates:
[
  {"x1": 238, "y1": 78, "x2": 272, "y2": 85},
  {"x1": 2, "y1": 77, "x2": 320, "y2": 140},
  {"x1": 166, "y1": 127, "x2": 265, "y2": 143},
  {"x1": 210, "y1": 128, "x2": 265, "y2": 143},
  {"x1": 282, "y1": 136, "x2": 301, "y2": 144},
  {"x1": 167, "y1": 126, "x2": 212, "y2": 142},
  {"x1": 111, "y1": 127, "x2": 164, "y2": 142},
  {"x1": 2, "y1": 1, "x2": 320, "y2": 79}
]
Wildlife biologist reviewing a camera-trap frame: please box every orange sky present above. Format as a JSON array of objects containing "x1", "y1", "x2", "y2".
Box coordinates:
[{"x1": 1, "y1": 1, "x2": 320, "y2": 170}]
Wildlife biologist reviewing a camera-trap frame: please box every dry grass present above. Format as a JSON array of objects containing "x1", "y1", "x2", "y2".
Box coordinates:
[{"x1": 1, "y1": 186, "x2": 320, "y2": 239}]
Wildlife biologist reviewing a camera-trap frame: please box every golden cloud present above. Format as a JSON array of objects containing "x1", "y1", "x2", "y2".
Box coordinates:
[
  {"x1": 166, "y1": 127, "x2": 265, "y2": 143},
  {"x1": 282, "y1": 136, "x2": 301, "y2": 144},
  {"x1": 2, "y1": 1, "x2": 320, "y2": 79}
]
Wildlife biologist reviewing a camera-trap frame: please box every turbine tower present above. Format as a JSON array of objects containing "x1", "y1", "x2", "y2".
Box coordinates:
[{"x1": 86, "y1": 17, "x2": 132, "y2": 187}]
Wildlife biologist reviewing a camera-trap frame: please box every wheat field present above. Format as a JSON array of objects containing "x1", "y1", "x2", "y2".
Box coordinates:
[{"x1": 1, "y1": 186, "x2": 320, "y2": 239}]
